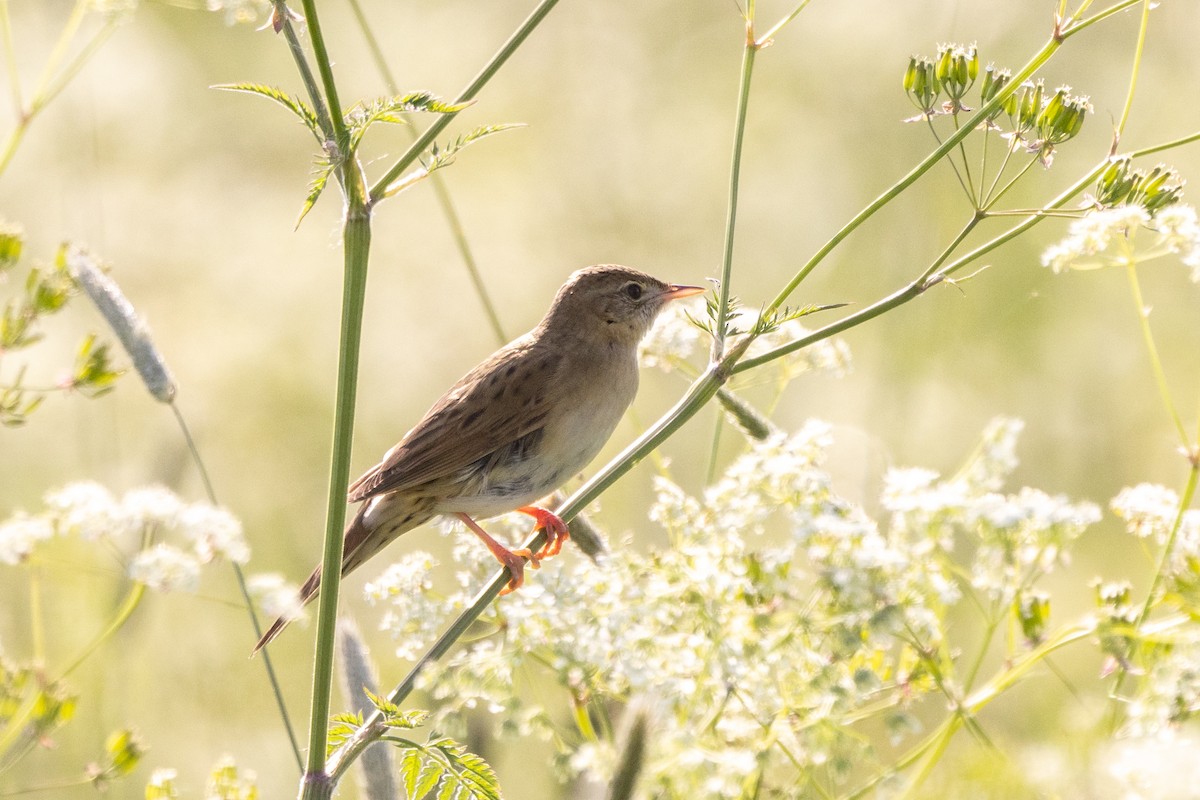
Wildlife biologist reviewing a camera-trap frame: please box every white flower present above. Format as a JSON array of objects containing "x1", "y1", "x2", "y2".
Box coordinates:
[
  {"x1": 145, "y1": 767, "x2": 178, "y2": 799},
  {"x1": 0, "y1": 512, "x2": 55, "y2": 565},
  {"x1": 128, "y1": 544, "x2": 201, "y2": 592},
  {"x1": 247, "y1": 573, "x2": 307, "y2": 624},
  {"x1": 44, "y1": 481, "x2": 123, "y2": 541},
  {"x1": 179, "y1": 504, "x2": 249, "y2": 564},
  {"x1": 1111, "y1": 483, "x2": 1179, "y2": 542},
  {"x1": 1153, "y1": 204, "x2": 1200, "y2": 278},
  {"x1": 1041, "y1": 205, "x2": 1149, "y2": 273},
  {"x1": 121, "y1": 486, "x2": 184, "y2": 531},
  {"x1": 639, "y1": 301, "x2": 704, "y2": 370}
]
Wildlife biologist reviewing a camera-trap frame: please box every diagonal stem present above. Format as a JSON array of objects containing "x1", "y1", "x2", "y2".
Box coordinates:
[{"x1": 367, "y1": 0, "x2": 563, "y2": 204}]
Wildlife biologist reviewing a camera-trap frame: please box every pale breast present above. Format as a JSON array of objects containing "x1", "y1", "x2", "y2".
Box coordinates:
[{"x1": 435, "y1": 344, "x2": 639, "y2": 519}]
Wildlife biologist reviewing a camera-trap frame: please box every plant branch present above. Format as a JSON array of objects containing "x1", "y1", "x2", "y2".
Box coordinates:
[
  {"x1": 300, "y1": 203, "x2": 373, "y2": 800},
  {"x1": 367, "y1": 0, "x2": 563, "y2": 204},
  {"x1": 346, "y1": 0, "x2": 507, "y2": 343},
  {"x1": 765, "y1": 0, "x2": 1143, "y2": 315},
  {"x1": 712, "y1": 19, "x2": 758, "y2": 360}
]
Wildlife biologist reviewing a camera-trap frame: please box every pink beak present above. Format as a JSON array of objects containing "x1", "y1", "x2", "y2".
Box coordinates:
[{"x1": 662, "y1": 283, "x2": 706, "y2": 301}]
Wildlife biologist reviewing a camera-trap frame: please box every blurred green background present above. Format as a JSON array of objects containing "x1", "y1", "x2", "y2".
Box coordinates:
[{"x1": 2, "y1": 0, "x2": 1199, "y2": 796}]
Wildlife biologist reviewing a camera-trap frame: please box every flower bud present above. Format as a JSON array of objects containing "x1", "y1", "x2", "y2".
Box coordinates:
[{"x1": 1016, "y1": 590, "x2": 1050, "y2": 645}]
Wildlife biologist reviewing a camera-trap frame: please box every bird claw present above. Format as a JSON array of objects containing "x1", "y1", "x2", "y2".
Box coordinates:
[
  {"x1": 498, "y1": 548, "x2": 540, "y2": 595},
  {"x1": 517, "y1": 506, "x2": 570, "y2": 560}
]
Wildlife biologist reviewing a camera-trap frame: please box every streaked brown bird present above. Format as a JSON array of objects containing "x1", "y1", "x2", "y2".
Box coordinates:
[{"x1": 255, "y1": 265, "x2": 704, "y2": 651}]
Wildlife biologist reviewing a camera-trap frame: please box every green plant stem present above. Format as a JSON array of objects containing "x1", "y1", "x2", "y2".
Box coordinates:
[
  {"x1": 1115, "y1": 0, "x2": 1152, "y2": 139},
  {"x1": 327, "y1": 349, "x2": 748, "y2": 780},
  {"x1": 764, "y1": 0, "x2": 1143, "y2": 316},
  {"x1": 735, "y1": 125, "x2": 1200, "y2": 375},
  {"x1": 278, "y1": 8, "x2": 334, "y2": 141},
  {"x1": 1106, "y1": 457, "x2": 1200, "y2": 730},
  {"x1": 300, "y1": 203, "x2": 372, "y2": 800},
  {"x1": 298, "y1": 0, "x2": 347, "y2": 151},
  {"x1": 0, "y1": 580, "x2": 145, "y2": 759},
  {"x1": 755, "y1": 0, "x2": 815, "y2": 45},
  {"x1": 0, "y1": 3, "x2": 118, "y2": 177},
  {"x1": 712, "y1": 22, "x2": 757, "y2": 360},
  {"x1": 1124, "y1": 264, "x2": 1189, "y2": 445},
  {"x1": 367, "y1": 0, "x2": 563, "y2": 204},
  {"x1": 169, "y1": 402, "x2": 303, "y2": 771},
  {"x1": 981, "y1": 154, "x2": 1041, "y2": 211},
  {"x1": 843, "y1": 620, "x2": 1100, "y2": 800},
  {"x1": 346, "y1": 0, "x2": 507, "y2": 343}
]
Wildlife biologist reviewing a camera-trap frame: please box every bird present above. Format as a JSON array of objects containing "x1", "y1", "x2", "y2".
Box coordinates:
[{"x1": 254, "y1": 265, "x2": 704, "y2": 651}]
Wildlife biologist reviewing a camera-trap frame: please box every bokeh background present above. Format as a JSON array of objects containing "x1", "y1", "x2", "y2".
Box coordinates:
[{"x1": 3, "y1": 0, "x2": 1199, "y2": 796}]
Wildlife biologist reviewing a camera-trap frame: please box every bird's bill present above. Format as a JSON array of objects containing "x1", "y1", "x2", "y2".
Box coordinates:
[{"x1": 661, "y1": 284, "x2": 706, "y2": 301}]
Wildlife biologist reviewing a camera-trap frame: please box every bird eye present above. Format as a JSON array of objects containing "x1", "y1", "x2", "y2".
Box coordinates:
[{"x1": 623, "y1": 282, "x2": 643, "y2": 300}]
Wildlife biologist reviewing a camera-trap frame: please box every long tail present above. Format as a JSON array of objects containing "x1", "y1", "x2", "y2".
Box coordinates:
[{"x1": 253, "y1": 505, "x2": 374, "y2": 653}]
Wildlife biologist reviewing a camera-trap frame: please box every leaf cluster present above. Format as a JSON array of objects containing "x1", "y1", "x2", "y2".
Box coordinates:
[
  {"x1": 216, "y1": 83, "x2": 519, "y2": 225},
  {"x1": 1, "y1": 240, "x2": 126, "y2": 426},
  {"x1": 327, "y1": 690, "x2": 501, "y2": 799}
]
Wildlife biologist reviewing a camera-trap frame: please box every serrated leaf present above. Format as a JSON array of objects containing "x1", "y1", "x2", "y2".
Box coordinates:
[
  {"x1": 295, "y1": 156, "x2": 337, "y2": 229},
  {"x1": 414, "y1": 759, "x2": 443, "y2": 799},
  {"x1": 344, "y1": 92, "x2": 472, "y2": 156},
  {"x1": 72, "y1": 334, "x2": 123, "y2": 398},
  {"x1": 400, "y1": 748, "x2": 422, "y2": 798},
  {"x1": 214, "y1": 82, "x2": 322, "y2": 142},
  {"x1": 381, "y1": 124, "x2": 524, "y2": 199}
]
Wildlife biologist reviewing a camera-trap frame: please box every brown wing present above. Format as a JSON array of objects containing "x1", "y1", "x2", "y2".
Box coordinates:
[{"x1": 347, "y1": 334, "x2": 562, "y2": 502}]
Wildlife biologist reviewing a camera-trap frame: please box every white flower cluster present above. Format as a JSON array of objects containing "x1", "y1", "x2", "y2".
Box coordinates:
[
  {"x1": 1041, "y1": 203, "x2": 1200, "y2": 280},
  {"x1": 638, "y1": 302, "x2": 852, "y2": 379},
  {"x1": 367, "y1": 417, "x2": 1101, "y2": 796},
  {"x1": 882, "y1": 418, "x2": 1099, "y2": 606},
  {"x1": 0, "y1": 482, "x2": 248, "y2": 593}
]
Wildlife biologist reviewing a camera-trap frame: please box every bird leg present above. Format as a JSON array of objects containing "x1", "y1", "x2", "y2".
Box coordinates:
[
  {"x1": 455, "y1": 513, "x2": 537, "y2": 595},
  {"x1": 517, "y1": 505, "x2": 570, "y2": 560}
]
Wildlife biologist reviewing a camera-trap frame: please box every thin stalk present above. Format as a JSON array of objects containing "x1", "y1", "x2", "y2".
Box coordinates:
[
  {"x1": 1124, "y1": 264, "x2": 1188, "y2": 444},
  {"x1": 712, "y1": 24, "x2": 757, "y2": 360},
  {"x1": 346, "y1": 0, "x2": 507, "y2": 342},
  {"x1": 924, "y1": 120, "x2": 974, "y2": 203},
  {"x1": 170, "y1": 402, "x2": 303, "y2": 771},
  {"x1": 298, "y1": 0, "x2": 348, "y2": 151},
  {"x1": 1115, "y1": 0, "x2": 1152, "y2": 138},
  {"x1": 981, "y1": 138, "x2": 1019, "y2": 207},
  {"x1": 0, "y1": 0, "x2": 21, "y2": 112},
  {"x1": 300, "y1": 203, "x2": 373, "y2": 799},
  {"x1": 754, "y1": 0, "x2": 815, "y2": 46},
  {"x1": 766, "y1": 0, "x2": 1143, "y2": 315},
  {"x1": 279, "y1": 11, "x2": 334, "y2": 141},
  {"x1": 0, "y1": 577, "x2": 149, "y2": 758},
  {"x1": 1108, "y1": 463, "x2": 1200, "y2": 725},
  {"x1": 368, "y1": 0, "x2": 563, "y2": 203},
  {"x1": 951, "y1": 114, "x2": 978, "y2": 207},
  {"x1": 328, "y1": 356, "x2": 740, "y2": 780},
  {"x1": 0, "y1": 4, "x2": 116, "y2": 177},
  {"x1": 981, "y1": 154, "x2": 1041, "y2": 211}
]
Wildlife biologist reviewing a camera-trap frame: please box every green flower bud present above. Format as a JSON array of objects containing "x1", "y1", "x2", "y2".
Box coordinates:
[
  {"x1": 1017, "y1": 591, "x2": 1050, "y2": 645},
  {"x1": 0, "y1": 220, "x2": 22, "y2": 271}
]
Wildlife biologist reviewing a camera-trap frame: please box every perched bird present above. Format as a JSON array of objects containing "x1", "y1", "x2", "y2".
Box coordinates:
[{"x1": 255, "y1": 265, "x2": 704, "y2": 651}]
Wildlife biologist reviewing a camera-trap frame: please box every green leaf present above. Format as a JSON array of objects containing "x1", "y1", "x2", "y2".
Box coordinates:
[
  {"x1": 381, "y1": 124, "x2": 524, "y2": 199},
  {"x1": 214, "y1": 83, "x2": 322, "y2": 142},
  {"x1": 72, "y1": 334, "x2": 124, "y2": 398},
  {"x1": 0, "y1": 220, "x2": 23, "y2": 271},
  {"x1": 344, "y1": 92, "x2": 471, "y2": 155},
  {"x1": 295, "y1": 155, "x2": 337, "y2": 229},
  {"x1": 400, "y1": 748, "x2": 422, "y2": 798}
]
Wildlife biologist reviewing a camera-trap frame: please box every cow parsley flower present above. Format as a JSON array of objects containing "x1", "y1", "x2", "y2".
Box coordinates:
[
  {"x1": 128, "y1": 544, "x2": 201, "y2": 593},
  {"x1": 0, "y1": 513, "x2": 55, "y2": 565}
]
